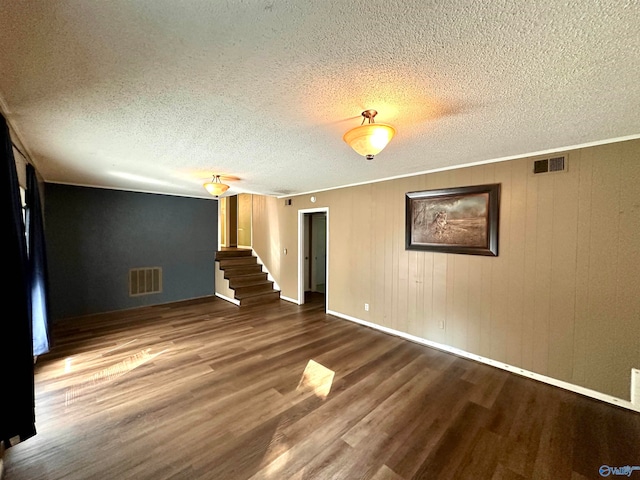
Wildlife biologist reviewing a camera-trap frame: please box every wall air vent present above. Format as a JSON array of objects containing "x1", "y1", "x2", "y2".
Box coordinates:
[
  {"x1": 532, "y1": 155, "x2": 567, "y2": 175},
  {"x1": 549, "y1": 156, "x2": 565, "y2": 172},
  {"x1": 129, "y1": 267, "x2": 162, "y2": 296},
  {"x1": 533, "y1": 159, "x2": 549, "y2": 174}
]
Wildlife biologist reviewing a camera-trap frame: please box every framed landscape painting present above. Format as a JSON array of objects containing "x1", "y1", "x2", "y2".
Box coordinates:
[{"x1": 405, "y1": 183, "x2": 500, "y2": 256}]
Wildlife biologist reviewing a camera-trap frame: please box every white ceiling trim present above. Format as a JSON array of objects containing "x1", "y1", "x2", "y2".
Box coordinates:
[{"x1": 285, "y1": 133, "x2": 640, "y2": 199}]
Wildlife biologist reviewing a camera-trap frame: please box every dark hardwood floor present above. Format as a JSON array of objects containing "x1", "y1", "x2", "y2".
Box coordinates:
[{"x1": 5, "y1": 296, "x2": 639, "y2": 480}]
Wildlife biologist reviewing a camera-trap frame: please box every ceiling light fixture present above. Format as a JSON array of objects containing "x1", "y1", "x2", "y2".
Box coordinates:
[
  {"x1": 343, "y1": 109, "x2": 396, "y2": 160},
  {"x1": 203, "y1": 174, "x2": 230, "y2": 196}
]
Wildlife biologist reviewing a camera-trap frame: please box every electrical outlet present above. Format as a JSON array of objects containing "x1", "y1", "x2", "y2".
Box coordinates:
[
  {"x1": 438, "y1": 321, "x2": 445, "y2": 329},
  {"x1": 364, "y1": 303, "x2": 369, "y2": 312}
]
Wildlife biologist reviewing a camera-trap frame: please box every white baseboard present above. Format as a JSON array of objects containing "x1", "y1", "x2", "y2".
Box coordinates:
[
  {"x1": 280, "y1": 295, "x2": 300, "y2": 305},
  {"x1": 214, "y1": 292, "x2": 240, "y2": 306},
  {"x1": 327, "y1": 309, "x2": 639, "y2": 414}
]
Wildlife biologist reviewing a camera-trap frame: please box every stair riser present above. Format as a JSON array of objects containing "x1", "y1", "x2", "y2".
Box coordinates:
[
  {"x1": 239, "y1": 291, "x2": 280, "y2": 307},
  {"x1": 228, "y1": 274, "x2": 268, "y2": 288},
  {"x1": 218, "y1": 257, "x2": 258, "y2": 268},
  {"x1": 234, "y1": 283, "x2": 275, "y2": 297},
  {"x1": 223, "y1": 266, "x2": 263, "y2": 277},
  {"x1": 215, "y1": 249, "x2": 253, "y2": 260}
]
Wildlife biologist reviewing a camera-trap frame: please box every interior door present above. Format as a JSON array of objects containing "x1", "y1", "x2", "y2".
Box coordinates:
[
  {"x1": 310, "y1": 213, "x2": 326, "y2": 293},
  {"x1": 304, "y1": 215, "x2": 311, "y2": 292},
  {"x1": 227, "y1": 195, "x2": 238, "y2": 247}
]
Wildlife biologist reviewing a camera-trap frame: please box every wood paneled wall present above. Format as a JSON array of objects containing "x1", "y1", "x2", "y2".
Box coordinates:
[
  {"x1": 237, "y1": 193, "x2": 253, "y2": 247},
  {"x1": 252, "y1": 139, "x2": 640, "y2": 400}
]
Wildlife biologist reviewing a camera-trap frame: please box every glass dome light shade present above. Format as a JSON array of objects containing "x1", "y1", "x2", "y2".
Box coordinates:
[
  {"x1": 204, "y1": 179, "x2": 230, "y2": 196},
  {"x1": 343, "y1": 123, "x2": 396, "y2": 159}
]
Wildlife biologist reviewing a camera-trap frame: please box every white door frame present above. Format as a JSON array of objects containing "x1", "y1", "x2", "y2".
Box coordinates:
[{"x1": 298, "y1": 207, "x2": 329, "y2": 310}]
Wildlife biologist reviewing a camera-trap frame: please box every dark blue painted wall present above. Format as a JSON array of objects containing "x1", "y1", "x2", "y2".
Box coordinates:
[{"x1": 44, "y1": 184, "x2": 218, "y2": 320}]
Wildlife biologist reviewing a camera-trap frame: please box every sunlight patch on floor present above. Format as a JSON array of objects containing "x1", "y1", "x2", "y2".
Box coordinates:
[
  {"x1": 264, "y1": 444, "x2": 290, "y2": 478},
  {"x1": 296, "y1": 359, "x2": 335, "y2": 400},
  {"x1": 64, "y1": 348, "x2": 164, "y2": 406},
  {"x1": 254, "y1": 360, "x2": 336, "y2": 478}
]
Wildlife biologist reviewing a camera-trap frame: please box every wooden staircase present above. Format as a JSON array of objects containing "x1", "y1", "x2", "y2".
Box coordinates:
[{"x1": 215, "y1": 248, "x2": 280, "y2": 307}]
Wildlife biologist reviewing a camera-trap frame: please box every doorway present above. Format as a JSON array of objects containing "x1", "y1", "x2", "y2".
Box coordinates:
[
  {"x1": 298, "y1": 208, "x2": 328, "y2": 309},
  {"x1": 219, "y1": 194, "x2": 252, "y2": 248}
]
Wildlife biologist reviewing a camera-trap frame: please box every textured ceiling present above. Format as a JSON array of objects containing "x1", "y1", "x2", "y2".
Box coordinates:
[{"x1": 1, "y1": 1, "x2": 639, "y2": 199}]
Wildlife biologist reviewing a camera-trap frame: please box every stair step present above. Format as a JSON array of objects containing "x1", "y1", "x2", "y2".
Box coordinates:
[
  {"x1": 215, "y1": 248, "x2": 279, "y2": 307},
  {"x1": 238, "y1": 290, "x2": 281, "y2": 307},
  {"x1": 228, "y1": 273, "x2": 268, "y2": 288},
  {"x1": 218, "y1": 256, "x2": 258, "y2": 268},
  {"x1": 215, "y1": 249, "x2": 253, "y2": 260},
  {"x1": 223, "y1": 265, "x2": 263, "y2": 278},
  {"x1": 234, "y1": 281, "x2": 275, "y2": 297}
]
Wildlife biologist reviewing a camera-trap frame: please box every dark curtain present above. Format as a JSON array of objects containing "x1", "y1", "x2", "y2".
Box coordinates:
[
  {"x1": 0, "y1": 114, "x2": 36, "y2": 447},
  {"x1": 26, "y1": 163, "x2": 51, "y2": 356}
]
